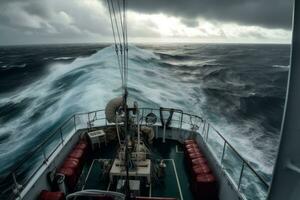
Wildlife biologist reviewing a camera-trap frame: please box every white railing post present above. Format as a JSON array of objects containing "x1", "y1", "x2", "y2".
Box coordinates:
[
  {"x1": 73, "y1": 115, "x2": 77, "y2": 131},
  {"x1": 221, "y1": 141, "x2": 226, "y2": 164},
  {"x1": 238, "y1": 162, "x2": 245, "y2": 190},
  {"x1": 60, "y1": 128, "x2": 64, "y2": 144},
  {"x1": 12, "y1": 173, "x2": 22, "y2": 198}
]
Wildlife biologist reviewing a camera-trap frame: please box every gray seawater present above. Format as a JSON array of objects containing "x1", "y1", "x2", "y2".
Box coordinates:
[{"x1": 0, "y1": 43, "x2": 290, "y2": 198}]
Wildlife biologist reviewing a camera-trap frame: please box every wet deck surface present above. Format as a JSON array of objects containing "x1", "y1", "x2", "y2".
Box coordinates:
[{"x1": 79, "y1": 139, "x2": 195, "y2": 200}]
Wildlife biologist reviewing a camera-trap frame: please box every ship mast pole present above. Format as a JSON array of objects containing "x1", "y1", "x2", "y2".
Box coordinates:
[
  {"x1": 267, "y1": 1, "x2": 300, "y2": 199},
  {"x1": 106, "y1": 0, "x2": 131, "y2": 198},
  {"x1": 120, "y1": 0, "x2": 130, "y2": 198}
]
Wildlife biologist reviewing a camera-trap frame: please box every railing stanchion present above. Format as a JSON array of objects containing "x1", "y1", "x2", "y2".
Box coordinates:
[
  {"x1": 88, "y1": 113, "x2": 91, "y2": 130},
  {"x1": 238, "y1": 162, "x2": 245, "y2": 190},
  {"x1": 180, "y1": 112, "x2": 183, "y2": 129},
  {"x1": 12, "y1": 173, "x2": 22, "y2": 198},
  {"x1": 60, "y1": 128, "x2": 64, "y2": 144},
  {"x1": 74, "y1": 115, "x2": 77, "y2": 131},
  {"x1": 42, "y1": 150, "x2": 48, "y2": 164},
  {"x1": 202, "y1": 120, "x2": 206, "y2": 136},
  {"x1": 206, "y1": 123, "x2": 210, "y2": 142},
  {"x1": 221, "y1": 141, "x2": 226, "y2": 164}
]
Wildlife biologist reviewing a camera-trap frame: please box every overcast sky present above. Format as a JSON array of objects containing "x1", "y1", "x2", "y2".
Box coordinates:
[{"x1": 0, "y1": 0, "x2": 294, "y2": 45}]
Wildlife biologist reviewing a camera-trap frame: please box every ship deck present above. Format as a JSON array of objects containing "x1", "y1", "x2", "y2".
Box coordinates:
[{"x1": 77, "y1": 139, "x2": 194, "y2": 200}]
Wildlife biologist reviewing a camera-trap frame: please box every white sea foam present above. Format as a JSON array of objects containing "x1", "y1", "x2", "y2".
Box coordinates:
[
  {"x1": 0, "y1": 64, "x2": 27, "y2": 70},
  {"x1": 53, "y1": 57, "x2": 74, "y2": 60}
]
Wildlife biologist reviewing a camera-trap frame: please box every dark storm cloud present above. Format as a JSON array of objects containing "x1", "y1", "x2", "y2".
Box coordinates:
[
  {"x1": 0, "y1": 0, "x2": 112, "y2": 45},
  {"x1": 127, "y1": 0, "x2": 293, "y2": 29},
  {"x1": 23, "y1": 1, "x2": 52, "y2": 19},
  {"x1": 0, "y1": 0, "x2": 293, "y2": 45}
]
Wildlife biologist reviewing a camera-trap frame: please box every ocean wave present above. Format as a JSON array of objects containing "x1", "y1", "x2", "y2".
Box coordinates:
[
  {"x1": 0, "y1": 44, "x2": 289, "y2": 196},
  {"x1": 155, "y1": 52, "x2": 194, "y2": 60}
]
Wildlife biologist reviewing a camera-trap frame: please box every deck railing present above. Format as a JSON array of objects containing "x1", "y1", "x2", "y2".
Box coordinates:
[{"x1": 0, "y1": 107, "x2": 269, "y2": 200}]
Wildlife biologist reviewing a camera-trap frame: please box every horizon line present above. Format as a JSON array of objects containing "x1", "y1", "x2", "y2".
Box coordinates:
[{"x1": 0, "y1": 41, "x2": 291, "y2": 47}]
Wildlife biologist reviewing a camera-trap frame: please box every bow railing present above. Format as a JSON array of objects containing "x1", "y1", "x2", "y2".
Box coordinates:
[{"x1": 0, "y1": 107, "x2": 269, "y2": 200}]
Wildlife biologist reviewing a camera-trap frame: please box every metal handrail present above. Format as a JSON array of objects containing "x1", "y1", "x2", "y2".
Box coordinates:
[
  {"x1": 138, "y1": 108, "x2": 270, "y2": 192},
  {"x1": 0, "y1": 107, "x2": 269, "y2": 199},
  {"x1": 209, "y1": 125, "x2": 269, "y2": 189},
  {"x1": 2, "y1": 115, "x2": 75, "y2": 177},
  {"x1": 89, "y1": 107, "x2": 269, "y2": 189}
]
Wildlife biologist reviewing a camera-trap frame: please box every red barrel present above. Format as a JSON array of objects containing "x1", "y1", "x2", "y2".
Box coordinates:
[
  {"x1": 184, "y1": 139, "x2": 196, "y2": 145},
  {"x1": 68, "y1": 149, "x2": 85, "y2": 167},
  {"x1": 75, "y1": 141, "x2": 89, "y2": 157},
  {"x1": 192, "y1": 164, "x2": 211, "y2": 178},
  {"x1": 185, "y1": 147, "x2": 200, "y2": 162},
  {"x1": 194, "y1": 174, "x2": 218, "y2": 200},
  {"x1": 188, "y1": 152, "x2": 204, "y2": 160},
  {"x1": 184, "y1": 143, "x2": 198, "y2": 150},
  {"x1": 69, "y1": 149, "x2": 84, "y2": 159},
  {"x1": 39, "y1": 190, "x2": 65, "y2": 200},
  {"x1": 186, "y1": 152, "x2": 204, "y2": 170},
  {"x1": 186, "y1": 147, "x2": 200, "y2": 154},
  {"x1": 62, "y1": 159, "x2": 80, "y2": 176},
  {"x1": 76, "y1": 141, "x2": 88, "y2": 150},
  {"x1": 191, "y1": 157, "x2": 207, "y2": 166}
]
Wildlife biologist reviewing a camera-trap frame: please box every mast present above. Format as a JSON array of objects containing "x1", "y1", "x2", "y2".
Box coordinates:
[
  {"x1": 267, "y1": 1, "x2": 300, "y2": 199},
  {"x1": 107, "y1": 0, "x2": 131, "y2": 198}
]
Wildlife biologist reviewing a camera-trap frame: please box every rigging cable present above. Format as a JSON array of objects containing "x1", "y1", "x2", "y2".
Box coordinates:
[
  {"x1": 106, "y1": 0, "x2": 128, "y2": 94},
  {"x1": 106, "y1": 1, "x2": 130, "y2": 199},
  {"x1": 106, "y1": 0, "x2": 124, "y2": 87}
]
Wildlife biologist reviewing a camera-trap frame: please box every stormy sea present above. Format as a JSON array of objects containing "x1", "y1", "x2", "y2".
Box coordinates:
[{"x1": 0, "y1": 43, "x2": 289, "y2": 199}]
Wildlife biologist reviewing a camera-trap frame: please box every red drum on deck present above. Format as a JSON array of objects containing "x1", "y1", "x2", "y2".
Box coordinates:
[
  {"x1": 68, "y1": 149, "x2": 84, "y2": 159},
  {"x1": 188, "y1": 152, "x2": 204, "y2": 160},
  {"x1": 64, "y1": 157, "x2": 79, "y2": 163},
  {"x1": 75, "y1": 141, "x2": 88, "y2": 151},
  {"x1": 68, "y1": 149, "x2": 85, "y2": 167},
  {"x1": 192, "y1": 164, "x2": 211, "y2": 178},
  {"x1": 186, "y1": 147, "x2": 200, "y2": 154},
  {"x1": 185, "y1": 147, "x2": 201, "y2": 162},
  {"x1": 62, "y1": 159, "x2": 80, "y2": 175},
  {"x1": 39, "y1": 190, "x2": 65, "y2": 200},
  {"x1": 184, "y1": 143, "x2": 198, "y2": 150},
  {"x1": 184, "y1": 140, "x2": 196, "y2": 145},
  {"x1": 191, "y1": 157, "x2": 207, "y2": 166}
]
